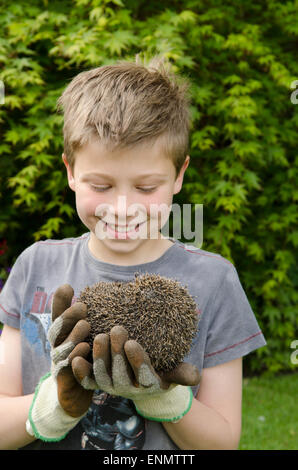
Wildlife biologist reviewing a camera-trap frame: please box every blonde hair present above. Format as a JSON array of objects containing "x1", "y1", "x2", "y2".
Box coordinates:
[{"x1": 57, "y1": 56, "x2": 191, "y2": 177}]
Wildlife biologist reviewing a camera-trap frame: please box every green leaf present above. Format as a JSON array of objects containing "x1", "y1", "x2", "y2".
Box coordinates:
[
  {"x1": 5, "y1": 129, "x2": 21, "y2": 144},
  {"x1": 104, "y1": 30, "x2": 137, "y2": 55}
]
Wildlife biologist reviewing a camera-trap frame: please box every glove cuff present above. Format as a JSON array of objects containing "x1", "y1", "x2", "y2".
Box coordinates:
[
  {"x1": 133, "y1": 385, "x2": 193, "y2": 423},
  {"x1": 28, "y1": 372, "x2": 85, "y2": 442}
]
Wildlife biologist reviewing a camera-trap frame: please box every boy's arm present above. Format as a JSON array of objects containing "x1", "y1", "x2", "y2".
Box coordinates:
[
  {"x1": 162, "y1": 357, "x2": 242, "y2": 450},
  {"x1": 0, "y1": 285, "x2": 94, "y2": 449},
  {"x1": 0, "y1": 325, "x2": 36, "y2": 449}
]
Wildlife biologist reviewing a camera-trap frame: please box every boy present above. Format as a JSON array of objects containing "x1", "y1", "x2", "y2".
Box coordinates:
[{"x1": 0, "y1": 57, "x2": 266, "y2": 450}]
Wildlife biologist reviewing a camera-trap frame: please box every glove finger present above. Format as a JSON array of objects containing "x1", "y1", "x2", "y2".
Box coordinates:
[
  {"x1": 51, "y1": 319, "x2": 91, "y2": 367},
  {"x1": 93, "y1": 333, "x2": 111, "y2": 371},
  {"x1": 68, "y1": 342, "x2": 91, "y2": 363},
  {"x1": 66, "y1": 318, "x2": 90, "y2": 346},
  {"x1": 51, "y1": 284, "x2": 74, "y2": 322},
  {"x1": 160, "y1": 362, "x2": 201, "y2": 387},
  {"x1": 110, "y1": 325, "x2": 135, "y2": 388},
  {"x1": 124, "y1": 339, "x2": 162, "y2": 388},
  {"x1": 93, "y1": 334, "x2": 113, "y2": 390},
  {"x1": 72, "y1": 356, "x2": 97, "y2": 390},
  {"x1": 48, "y1": 303, "x2": 88, "y2": 348},
  {"x1": 70, "y1": 341, "x2": 94, "y2": 387}
]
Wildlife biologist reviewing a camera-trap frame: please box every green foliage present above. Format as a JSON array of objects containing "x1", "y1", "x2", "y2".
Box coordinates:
[{"x1": 0, "y1": 0, "x2": 297, "y2": 375}]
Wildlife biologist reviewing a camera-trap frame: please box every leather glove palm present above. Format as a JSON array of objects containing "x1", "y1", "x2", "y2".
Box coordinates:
[{"x1": 72, "y1": 325, "x2": 200, "y2": 423}]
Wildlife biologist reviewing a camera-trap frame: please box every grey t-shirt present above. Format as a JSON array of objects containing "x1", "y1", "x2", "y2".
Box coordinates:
[{"x1": 0, "y1": 232, "x2": 266, "y2": 450}]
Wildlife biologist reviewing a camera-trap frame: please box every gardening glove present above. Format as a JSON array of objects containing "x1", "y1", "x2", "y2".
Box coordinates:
[
  {"x1": 72, "y1": 325, "x2": 200, "y2": 423},
  {"x1": 27, "y1": 284, "x2": 94, "y2": 442}
]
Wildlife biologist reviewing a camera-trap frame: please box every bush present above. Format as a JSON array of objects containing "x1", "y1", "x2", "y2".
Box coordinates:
[{"x1": 0, "y1": 0, "x2": 297, "y2": 375}]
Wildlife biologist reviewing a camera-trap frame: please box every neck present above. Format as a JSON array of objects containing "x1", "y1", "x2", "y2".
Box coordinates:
[{"x1": 88, "y1": 233, "x2": 173, "y2": 266}]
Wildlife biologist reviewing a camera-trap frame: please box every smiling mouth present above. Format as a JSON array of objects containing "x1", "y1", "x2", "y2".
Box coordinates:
[{"x1": 102, "y1": 220, "x2": 146, "y2": 233}]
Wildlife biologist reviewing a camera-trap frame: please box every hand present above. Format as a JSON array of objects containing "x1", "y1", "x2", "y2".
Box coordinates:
[
  {"x1": 49, "y1": 284, "x2": 94, "y2": 417},
  {"x1": 28, "y1": 284, "x2": 94, "y2": 441},
  {"x1": 72, "y1": 325, "x2": 200, "y2": 422}
]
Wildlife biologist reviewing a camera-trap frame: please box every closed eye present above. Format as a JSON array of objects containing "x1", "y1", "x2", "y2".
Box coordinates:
[
  {"x1": 90, "y1": 185, "x2": 110, "y2": 192},
  {"x1": 136, "y1": 187, "x2": 157, "y2": 193},
  {"x1": 90, "y1": 185, "x2": 157, "y2": 193}
]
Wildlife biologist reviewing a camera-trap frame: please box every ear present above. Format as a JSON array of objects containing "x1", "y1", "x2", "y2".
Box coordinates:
[
  {"x1": 173, "y1": 155, "x2": 190, "y2": 195},
  {"x1": 62, "y1": 153, "x2": 75, "y2": 191}
]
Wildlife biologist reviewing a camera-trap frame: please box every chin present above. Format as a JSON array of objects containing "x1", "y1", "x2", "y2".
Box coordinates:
[{"x1": 99, "y1": 237, "x2": 146, "y2": 252}]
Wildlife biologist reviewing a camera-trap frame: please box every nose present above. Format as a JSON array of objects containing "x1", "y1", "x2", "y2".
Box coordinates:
[
  {"x1": 114, "y1": 195, "x2": 129, "y2": 225},
  {"x1": 95, "y1": 194, "x2": 147, "y2": 226},
  {"x1": 114, "y1": 195, "x2": 147, "y2": 226}
]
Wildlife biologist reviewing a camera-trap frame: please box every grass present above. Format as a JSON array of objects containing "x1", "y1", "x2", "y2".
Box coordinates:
[{"x1": 239, "y1": 373, "x2": 298, "y2": 450}]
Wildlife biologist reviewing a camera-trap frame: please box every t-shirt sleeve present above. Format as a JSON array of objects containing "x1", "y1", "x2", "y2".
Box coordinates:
[
  {"x1": 203, "y1": 262, "x2": 266, "y2": 368},
  {"x1": 0, "y1": 251, "x2": 27, "y2": 329}
]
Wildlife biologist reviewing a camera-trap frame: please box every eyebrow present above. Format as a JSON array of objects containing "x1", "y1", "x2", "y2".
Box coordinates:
[{"x1": 83, "y1": 172, "x2": 167, "y2": 179}]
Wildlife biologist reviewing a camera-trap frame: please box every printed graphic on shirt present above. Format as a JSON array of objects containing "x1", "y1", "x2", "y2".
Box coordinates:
[
  {"x1": 22, "y1": 287, "x2": 53, "y2": 359},
  {"x1": 25, "y1": 286, "x2": 146, "y2": 449},
  {"x1": 79, "y1": 391, "x2": 145, "y2": 450},
  {"x1": 30, "y1": 286, "x2": 53, "y2": 330}
]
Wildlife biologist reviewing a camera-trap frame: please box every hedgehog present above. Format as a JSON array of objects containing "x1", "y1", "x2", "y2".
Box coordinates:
[{"x1": 78, "y1": 273, "x2": 199, "y2": 373}]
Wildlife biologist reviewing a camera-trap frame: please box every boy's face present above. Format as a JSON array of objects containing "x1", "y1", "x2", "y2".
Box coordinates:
[{"x1": 63, "y1": 137, "x2": 189, "y2": 264}]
